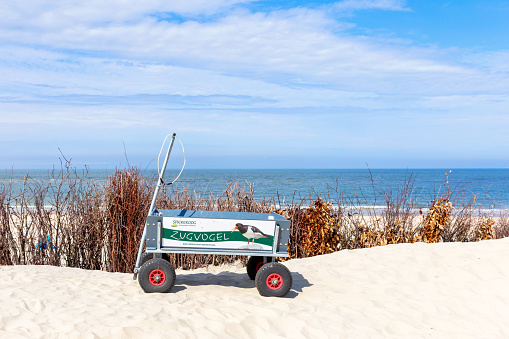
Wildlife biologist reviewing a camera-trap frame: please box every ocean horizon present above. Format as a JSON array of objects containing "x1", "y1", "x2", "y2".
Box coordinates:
[{"x1": 2, "y1": 168, "x2": 508, "y2": 210}]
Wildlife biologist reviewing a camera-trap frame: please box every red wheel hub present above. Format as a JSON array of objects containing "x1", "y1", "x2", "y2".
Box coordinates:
[
  {"x1": 266, "y1": 273, "x2": 283, "y2": 290},
  {"x1": 149, "y1": 269, "x2": 166, "y2": 286},
  {"x1": 256, "y1": 261, "x2": 264, "y2": 272}
]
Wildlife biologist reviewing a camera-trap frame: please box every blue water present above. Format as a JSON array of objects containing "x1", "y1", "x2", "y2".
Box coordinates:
[{"x1": 2, "y1": 169, "x2": 508, "y2": 209}]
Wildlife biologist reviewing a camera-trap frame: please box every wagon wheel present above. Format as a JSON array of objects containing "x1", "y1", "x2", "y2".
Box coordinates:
[
  {"x1": 139, "y1": 258, "x2": 176, "y2": 293},
  {"x1": 246, "y1": 256, "x2": 274, "y2": 280},
  {"x1": 140, "y1": 252, "x2": 171, "y2": 267},
  {"x1": 255, "y1": 262, "x2": 292, "y2": 297}
]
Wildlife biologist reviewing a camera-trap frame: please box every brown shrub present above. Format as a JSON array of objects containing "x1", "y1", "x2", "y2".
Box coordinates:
[
  {"x1": 422, "y1": 198, "x2": 453, "y2": 243},
  {"x1": 106, "y1": 168, "x2": 151, "y2": 273},
  {"x1": 0, "y1": 187, "x2": 14, "y2": 265},
  {"x1": 494, "y1": 212, "x2": 509, "y2": 239},
  {"x1": 476, "y1": 216, "x2": 495, "y2": 241},
  {"x1": 298, "y1": 198, "x2": 340, "y2": 257}
]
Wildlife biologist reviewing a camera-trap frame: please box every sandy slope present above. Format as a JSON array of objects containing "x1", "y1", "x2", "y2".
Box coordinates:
[{"x1": 1, "y1": 238, "x2": 508, "y2": 338}]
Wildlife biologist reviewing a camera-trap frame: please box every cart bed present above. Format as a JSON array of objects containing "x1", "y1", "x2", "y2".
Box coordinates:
[{"x1": 144, "y1": 209, "x2": 290, "y2": 257}]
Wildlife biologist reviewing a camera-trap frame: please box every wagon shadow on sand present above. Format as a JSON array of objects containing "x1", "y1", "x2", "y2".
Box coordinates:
[{"x1": 172, "y1": 271, "x2": 311, "y2": 298}]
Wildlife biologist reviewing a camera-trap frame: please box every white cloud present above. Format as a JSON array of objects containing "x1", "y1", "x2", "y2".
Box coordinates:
[
  {"x1": 333, "y1": 0, "x2": 410, "y2": 12},
  {"x1": 0, "y1": 0, "x2": 254, "y2": 29},
  {"x1": 1, "y1": 0, "x2": 508, "y2": 168},
  {"x1": 0, "y1": 45, "x2": 382, "y2": 111},
  {"x1": 1, "y1": 0, "x2": 503, "y2": 100},
  {"x1": 1, "y1": 5, "x2": 484, "y2": 98},
  {"x1": 462, "y1": 50, "x2": 509, "y2": 72}
]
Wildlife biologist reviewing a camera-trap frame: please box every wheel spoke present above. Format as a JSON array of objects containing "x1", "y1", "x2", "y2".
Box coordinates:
[
  {"x1": 149, "y1": 269, "x2": 166, "y2": 286},
  {"x1": 266, "y1": 273, "x2": 283, "y2": 290}
]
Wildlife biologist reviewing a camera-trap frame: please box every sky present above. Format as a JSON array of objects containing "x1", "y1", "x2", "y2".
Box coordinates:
[{"x1": 1, "y1": 0, "x2": 508, "y2": 169}]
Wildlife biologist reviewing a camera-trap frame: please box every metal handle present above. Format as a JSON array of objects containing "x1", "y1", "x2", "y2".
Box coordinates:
[
  {"x1": 148, "y1": 133, "x2": 176, "y2": 217},
  {"x1": 134, "y1": 133, "x2": 177, "y2": 279}
]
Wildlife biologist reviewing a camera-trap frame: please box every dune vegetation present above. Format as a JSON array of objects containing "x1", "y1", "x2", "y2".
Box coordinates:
[{"x1": 1, "y1": 163, "x2": 508, "y2": 272}]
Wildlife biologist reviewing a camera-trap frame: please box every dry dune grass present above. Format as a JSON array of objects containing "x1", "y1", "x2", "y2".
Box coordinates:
[{"x1": 1, "y1": 164, "x2": 508, "y2": 272}]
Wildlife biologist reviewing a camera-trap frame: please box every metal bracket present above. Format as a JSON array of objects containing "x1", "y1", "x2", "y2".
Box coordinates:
[
  {"x1": 157, "y1": 220, "x2": 162, "y2": 250},
  {"x1": 273, "y1": 223, "x2": 281, "y2": 255}
]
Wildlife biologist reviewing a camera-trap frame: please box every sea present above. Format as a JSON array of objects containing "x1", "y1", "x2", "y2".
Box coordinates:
[{"x1": 2, "y1": 169, "x2": 508, "y2": 210}]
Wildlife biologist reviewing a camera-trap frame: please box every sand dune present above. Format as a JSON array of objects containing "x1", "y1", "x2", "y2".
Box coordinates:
[{"x1": 1, "y1": 238, "x2": 508, "y2": 338}]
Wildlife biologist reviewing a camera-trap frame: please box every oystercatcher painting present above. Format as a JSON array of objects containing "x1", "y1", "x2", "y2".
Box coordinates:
[{"x1": 231, "y1": 223, "x2": 270, "y2": 244}]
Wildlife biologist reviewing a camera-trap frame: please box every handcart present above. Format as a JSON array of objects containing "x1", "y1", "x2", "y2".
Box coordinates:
[{"x1": 133, "y1": 134, "x2": 293, "y2": 297}]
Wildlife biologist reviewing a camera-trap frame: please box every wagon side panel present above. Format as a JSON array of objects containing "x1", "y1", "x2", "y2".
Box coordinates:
[{"x1": 161, "y1": 217, "x2": 277, "y2": 253}]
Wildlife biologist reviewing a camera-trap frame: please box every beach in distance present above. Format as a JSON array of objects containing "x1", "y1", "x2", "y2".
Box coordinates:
[
  {"x1": 4, "y1": 168, "x2": 509, "y2": 209},
  {"x1": 1, "y1": 238, "x2": 508, "y2": 338}
]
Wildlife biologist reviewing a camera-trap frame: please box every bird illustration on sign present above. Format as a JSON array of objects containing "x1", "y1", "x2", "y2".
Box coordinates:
[{"x1": 231, "y1": 223, "x2": 270, "y2": 244}]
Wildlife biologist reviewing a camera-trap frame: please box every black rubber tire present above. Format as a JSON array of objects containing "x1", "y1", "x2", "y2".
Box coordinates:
[
  {"x1": 246, "y1": 256, "x2": 274, "y2": 280},
  {"x1": 255, "y1": 262, "x2": 292, "y2": 297},
  {"x1": 247, "y1": 256, "x2": 264, "y2": 280},
  {"x1": 140, "y1": 252, "x2": 171, "y2": 267},
  {"x1": 139, "y1": 258, "x2": 176, "y2": 293},
  {"x1": 140, "y1": 252, "x2": 153, "y2": 266}
]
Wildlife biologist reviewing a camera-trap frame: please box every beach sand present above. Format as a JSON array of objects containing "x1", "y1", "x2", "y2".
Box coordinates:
[{"x1": 1, "y1": 238, "x2": 508, "y2": 338}]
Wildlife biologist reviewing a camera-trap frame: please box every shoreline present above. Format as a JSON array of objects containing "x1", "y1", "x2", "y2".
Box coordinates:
[{"x1": 6, "y1": 204, "x2": 509, "y2": 215}]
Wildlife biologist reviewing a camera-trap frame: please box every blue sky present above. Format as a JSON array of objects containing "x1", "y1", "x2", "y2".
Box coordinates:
[{"x1": 1, "y1": 0, "x2": 508, "y2": 169}]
